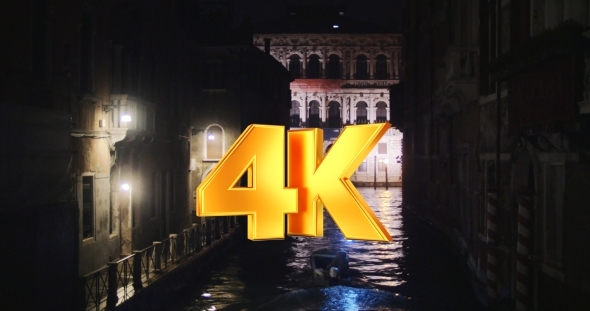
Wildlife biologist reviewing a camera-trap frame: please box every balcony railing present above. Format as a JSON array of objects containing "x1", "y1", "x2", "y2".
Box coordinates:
[{"x1": 82, "y1": 216, "x2": 238, "y2": 311}]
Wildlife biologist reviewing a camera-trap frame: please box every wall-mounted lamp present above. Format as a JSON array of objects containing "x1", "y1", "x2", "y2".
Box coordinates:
[
  {"x1": 120, "y1": 110, "x2": 131, "y2": 122},
  {"x1": 121, "y1": 183, "x2": 130, "y2": 191},
  {"x1": 208, "y1": 133, "x2": 215, "y2": 140},
  {"x1": 103, "y1": 104, "x2": 131, "y2": 122}
]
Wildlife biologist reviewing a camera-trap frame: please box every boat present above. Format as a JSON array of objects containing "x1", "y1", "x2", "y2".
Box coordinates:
[{"x1": 310, "y1": 248, "x2": 352, "y2": 287}]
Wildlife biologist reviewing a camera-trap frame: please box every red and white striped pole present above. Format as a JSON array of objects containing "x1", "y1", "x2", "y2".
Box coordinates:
[
  {"x1": 516, "y1": 194, "x2": 532, "y2": 311},
  {"x1": 487, "y1": 192, "x2": 498, "y2": 308}
]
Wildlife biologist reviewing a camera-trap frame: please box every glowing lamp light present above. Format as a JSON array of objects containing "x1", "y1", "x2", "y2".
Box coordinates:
[
  {"x1": 333, "y1": 25, "x2": 339, "y2": 29},
  {"x1": 121, "y1": 183, "x2": 130, "y2": 191},
  {"x1": 208, "y1": 134, "x2": 215, "y2": 140},
  {"x1": 201, "y1": 292, "x2": 211, "y2": 298},
  {"x1": 121, "y1": 111, "x2": 131, "y2": 122}
]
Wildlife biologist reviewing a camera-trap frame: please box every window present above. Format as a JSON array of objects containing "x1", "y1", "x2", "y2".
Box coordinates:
[
  {"x1": 356, "y1": 101, "x2": 368, "y2": 124},
  {"x1": 307, "y1": 54, "x2": 321, "y2": 78},
  {"x1": 290, "y1": 100, "x2": 301, "y2": 127},
  {"x1": 203, "y1": 61, "x2": 226, "y2": 89},
  {"x1": 206, "y1": 125, "x2": 223, "y2": 159},
  {"x1": 109, "y1": 167, "x2": 118, "y2": 235},
  {"x1": 376, "y1": 101, "x2": 388, "y2": 123},
  {"x1": 82, "y1": 175, "x2": 94, "y2": 239},
  {"x1": 308, "y1": 100, "x2": 320, "y2": 127},
  {"x1": 327, "y1": 55, "x2": 341, "y2": 79},
  {"x1": 355, "y1": 54, "x2": 368, "y2": 79},
  {"x1": 289, "y1": 55, "x2": 301, "y2": 78},
  {"x1": 378, "y1": 143, "x2": 388, "y2": 154},
  {"x1": 358, "y1": 160, "x2": 367, "y2": 172},
  {"x1": 544, "y1": 164, "x2": 564, "y2": 268},
  {"x1": 327, "y1": 101, "x2": 341, "y2": 128},
  {"x1": 375, "y1": 54, "x2": 388, "y2": 79}
]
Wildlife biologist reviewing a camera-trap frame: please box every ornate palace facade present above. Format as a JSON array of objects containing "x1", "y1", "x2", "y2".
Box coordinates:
[{"x1": 253, "y1": 33, "x2": 404, "y2": 185}]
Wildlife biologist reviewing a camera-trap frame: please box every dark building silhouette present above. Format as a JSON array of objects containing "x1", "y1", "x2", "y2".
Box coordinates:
[
  {"x1": 402, "y1": 1, "x2": 590, "y2": 310},
  {"x1": 0, "y1": 0, "x2": 291, "y2": 310}
]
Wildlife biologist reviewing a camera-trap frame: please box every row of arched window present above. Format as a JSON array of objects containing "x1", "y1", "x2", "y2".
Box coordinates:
[
  {"x1": 290, "y1": 100, "x2": 388, "y2": 127},
  {"x1": 288, "y1": 54, "x2": 390, "y2": 80}
]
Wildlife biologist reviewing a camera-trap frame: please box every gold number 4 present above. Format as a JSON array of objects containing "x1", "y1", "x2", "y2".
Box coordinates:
[{"x1": 197, "y1": 123, "x2": 392, "y2": 242}]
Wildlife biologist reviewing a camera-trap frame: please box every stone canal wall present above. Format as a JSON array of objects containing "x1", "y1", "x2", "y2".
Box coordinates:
[{"x1": 113, "y1": 224, "x2": 245, "y2": 311}]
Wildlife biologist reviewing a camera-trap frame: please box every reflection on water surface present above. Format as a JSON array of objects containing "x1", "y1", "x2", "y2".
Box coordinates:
[{"x1": 172, "y1": 188, "x2": 482, "y2": 311}]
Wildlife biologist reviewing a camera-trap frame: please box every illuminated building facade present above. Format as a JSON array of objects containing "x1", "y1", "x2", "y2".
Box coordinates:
[{"x1": 253, "y1": 32, "x2": 404, "y2": 186}]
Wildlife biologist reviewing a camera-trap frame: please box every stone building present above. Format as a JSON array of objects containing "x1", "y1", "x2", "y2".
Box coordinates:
[
  {"x1": 253, "y1": 6, "x2": 405, "y2": 186},
  {"x1": 188, "y1": 44, "x2": 293, "y2": 214},
  {"x1": 402, "y1": 0, "x2": 590, "y2": 309},
  {"x1": 0, "y1": 0, "x2": 292, "y2": 309}
]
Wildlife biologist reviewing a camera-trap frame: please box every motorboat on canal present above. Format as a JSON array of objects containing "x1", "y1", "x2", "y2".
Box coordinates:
[{"x1": 310, "y1": 248, "x2": 352, "y2": 287}]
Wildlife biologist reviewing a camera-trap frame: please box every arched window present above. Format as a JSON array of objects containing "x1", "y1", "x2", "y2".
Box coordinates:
[
  {"x1": 376, "y1": 101, "x2": 388, "y2": 123},
  {"x1": 375, "y1": 55, "x2": 388, "y2": 79},
  {"x1": 290, "y1": 100, "x2": 301, "y2": 127},
  {"x1": 308, "y1": 100, "x2": 320, "y2": 127},
  {"x1": 327, "y1": 101, "x2": 341, "y2": 128},
  {"x1": 355, "y1": 54, "x2": 368, "y2": 79},
  {"x1": 206, "y1": 125, "x2": 223, "y2": 159},
  {"x1": 356, "y1": 101, "x2": 368, "y2": 124},
  {"x1": 289, "y1": 55, "x2": 301, "y2": 78},
  {"x1": 327, "y1": 54, "x2": 341, "y2": 79},
  {"x1": 307, "y1": 54, "x2": 321, "y2": 78}
]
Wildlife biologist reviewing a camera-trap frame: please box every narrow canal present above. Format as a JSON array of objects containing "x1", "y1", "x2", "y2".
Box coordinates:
[{"x1": 167, "y1": 188, "x2": 483, "y2": 311}]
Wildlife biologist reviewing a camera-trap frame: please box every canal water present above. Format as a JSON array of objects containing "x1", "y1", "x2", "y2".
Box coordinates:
[{"x1": 168, "y1": 188, "x2": 483, "y2": 310}]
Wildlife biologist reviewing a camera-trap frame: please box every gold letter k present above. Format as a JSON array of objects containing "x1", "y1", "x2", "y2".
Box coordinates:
[{"x1": 287, "y1": 123, "x2": 392, "y2": 242}]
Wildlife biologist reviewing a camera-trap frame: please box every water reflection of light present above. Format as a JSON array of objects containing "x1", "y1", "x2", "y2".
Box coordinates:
[
  {"x1": 281, "y1": 188, "x2": 408, "y2": 293},
  {"x1": 200, "y1": 188, "x2": 407, "y2": 310},
  {"x1": 339, "y1": 287, "x2": 359, "y2": 311}
]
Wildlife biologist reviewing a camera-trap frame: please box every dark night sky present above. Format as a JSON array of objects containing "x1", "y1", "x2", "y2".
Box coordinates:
[{"x1": 233, "y1": 0, "x2": 401, "y2": 27}]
